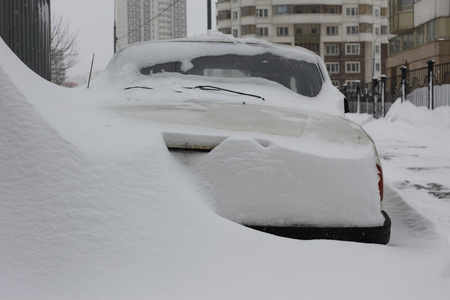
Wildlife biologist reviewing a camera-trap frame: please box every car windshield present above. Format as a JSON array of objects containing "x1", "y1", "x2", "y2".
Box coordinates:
[{"x1": 140, "y1": 53, "x2": 324, "y2": 98}]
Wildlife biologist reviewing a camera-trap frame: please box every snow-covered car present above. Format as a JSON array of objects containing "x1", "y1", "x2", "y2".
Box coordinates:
[{"x1": 102, "y1": 35, "x2": 391, "y2": 244}]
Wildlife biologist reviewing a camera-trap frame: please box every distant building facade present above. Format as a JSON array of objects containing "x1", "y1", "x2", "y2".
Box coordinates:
[
  {"x1": 216, "y1": 0, "x2": 389, "y2": 89},
  {"x1": 115, "y1": 0, "x2": 187, "y2": 51},
  {"x1": 387, "y1": 0, "x2": 450, "y2": 77},
  {"x1": 0, "y1": 0, "x2": 51, "y2": 80}
]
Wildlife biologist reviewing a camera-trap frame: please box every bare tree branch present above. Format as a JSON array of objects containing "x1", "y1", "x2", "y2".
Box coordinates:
[{"x1": 51, "y1": 14, "x2": 80, "y2": 85}]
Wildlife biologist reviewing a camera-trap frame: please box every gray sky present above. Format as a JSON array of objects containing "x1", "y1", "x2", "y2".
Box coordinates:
[{"x1": 51, "y1": 0, "x2": 215, "y2": 78}]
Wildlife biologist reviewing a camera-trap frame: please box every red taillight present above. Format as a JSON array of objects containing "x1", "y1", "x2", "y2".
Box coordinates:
[{"x1": 377, "y1": 164, "x2": 384, "y2": 201}]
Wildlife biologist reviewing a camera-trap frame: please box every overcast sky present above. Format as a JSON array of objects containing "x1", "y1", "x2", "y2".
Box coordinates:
[{"x1": 51, "y1": 0, "x2": 216, "y2": 78}]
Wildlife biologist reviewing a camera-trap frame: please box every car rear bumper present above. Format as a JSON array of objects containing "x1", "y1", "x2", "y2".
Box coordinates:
[{"x1": 245, "y1": 211, "x2": 391, "y2": 245}]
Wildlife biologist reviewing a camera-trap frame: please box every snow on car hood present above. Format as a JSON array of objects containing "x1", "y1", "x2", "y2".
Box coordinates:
[{"x1": 103, "y1": 72, "x2": 368, "y2": 159}]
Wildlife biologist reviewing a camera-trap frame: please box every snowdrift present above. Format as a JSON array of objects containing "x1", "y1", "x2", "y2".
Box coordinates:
[{"x1": 1, "y1": 38, "x2": 450, "y2": 299}]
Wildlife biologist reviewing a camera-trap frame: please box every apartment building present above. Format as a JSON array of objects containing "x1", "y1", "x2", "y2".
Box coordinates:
[
  {"x1": 115, "y1": 0, "x2": 187, "y2": 51},
  {"x1": 216, "y1": 0, "x2": 389, "y2": 88},
  {"x1": 387, "y1": 0, "x2": 450, "y2": 77}
]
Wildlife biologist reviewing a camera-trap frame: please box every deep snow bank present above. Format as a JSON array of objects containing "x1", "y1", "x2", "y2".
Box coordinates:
[
  {"x1": 1, "y1": 38, "x2": 450, "y2": 300},
  {"x1": 385, "y1": 100, "x2": 450, "y2": 138}
]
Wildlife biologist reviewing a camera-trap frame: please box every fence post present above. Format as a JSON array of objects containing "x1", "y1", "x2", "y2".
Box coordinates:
[
  {"x1": 342, "y1": 84, "x2": 349, "y2": 113},
  {"x1": 364, "y1": 87, "x2": 369, "y2": 114},
  {"x1": 356, "y1": 81, "x2": 361, "y2": 114},
  {"x1": 372, "y1": 77, "x2": 378, "y2": 118},
  {"x1": 380, "y1": 75, "x2": 386, "y2": 118},
  {"x1": 427, "y1": 60, "x2": 435, "y2": 110},
  {"x1": 400, "y1": 66, "x2": 407, "y2": 103}
]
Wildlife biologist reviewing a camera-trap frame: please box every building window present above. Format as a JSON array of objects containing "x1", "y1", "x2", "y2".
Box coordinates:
[
  {"x1": 400, "y1": 0, "x2": 413, "y2": 11},
  {"x1": 346, "y1": 26, "x2": 359, "y2": 35},
  {"x1": 277, "y1": 27, "x2": 289, "y2": 36},
  {"x1": 218, "y1": 10, "x2": 231, "y2": 20},
  {"x1": 375, "y1": 44, "x2": 380, "y2": 54},
  {"x1": 326, "y1": 63, "x2": 339, "y2": 74},
  {"x1": 256, "y1": 9, "x2": 268, "y2": 18},
  {"x1": 325, "y1": 44, "x2": 339, "y2": 55},
  {"x1": 218, "y1": 27, "x2": 231, "y2": 34},
  {"x1": 359, "y1": 4, "x2": 373, "y2": 15},
  {"x1": 375, "y1": 27, "x2": 380, "y2": 36},
  {"x1": 345, "y1": 80, "x2": 359, "y2": 91},
  {"x1": 323, "y1": 5, "x2": 341, "y2": 14},
  {"x1": 241, "y1": 6, "x2": 256, "y2": 17},
  {"x1": 346, "y1": 44, "x2": 360, "y2": 55},
  {"x1": 241, "y1": 24, "x2": 256, "y2": 35},
  {"x1": 274, "y1": 5, "x2": 289, "y2": 15},
  {"x1": 346, "y1": 7, "x2": 358, "y2": 16},
  {"x1": 232, "y1": 11, "x2": 238, "y2": 20},
  {"x1": 376, "y1": 63, "x2": 380, "y2": 72},
  {"x1": 389, "y1": 40, "x2": 395, "y2": 55},
  {"x1": 402, "y1": 32, "x2": 414, "y2": 51},
  {"x1": 233, "y1": 29, "x2": 238, "y2": 37},
  {"x1": 331, "y1": 81, "x2": 340, "y2": 88},
  {"x1": 427, "y1": 20, "x2": 436, "y2": 42},
  {"x1": 346, "y1": 62, "x2": 360, "y2": 73},
  {"x1": 257, "y1": 27, "x2": 269, "y2": 36},
  {"x1": 326, "y1": 26, "x2": 338, "y2": 35},
  {"x1": 416, "y1": 25, "x2": 425, "y2": 46},
  {"x1": 375, "y1": 8, "x2": 380, "y2": 18}
]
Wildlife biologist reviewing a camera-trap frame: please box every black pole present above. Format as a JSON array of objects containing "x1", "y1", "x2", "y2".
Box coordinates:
[
  {"x1": 372, "y1": 77, "x2": 378, "y2": 118},
  {"x1": 356, "y1": 81, "x2": 361, "y2": 114},
  {"x1": 114, "y1": 22, "x2": 117, "y2": 53},
  {"x1": 380, "y1": 75, "x2": 386, "y2": 118},
  {"x1": 427, "y1": 60, "x2": 435, "y2": 110},
  {"x1": 400, "y1": 66, "x2": 407, "y2": 103},
  {"x1": 114, "y1": 0, "x2": 117, "y2": 53},
  {"x1": 207, "y1": 0, "x2": 212, "y2": 30},
  {"x1": 87, "y1": 53, "x2": 95, "y2": 89}
]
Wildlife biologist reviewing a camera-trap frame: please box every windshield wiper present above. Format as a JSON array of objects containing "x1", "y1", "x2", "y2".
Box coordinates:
[
  {"x1": 124, "y1": 86, "x2": 153, "y2": 90},
  {"x1": 185, "y1": 85, "x2": 265, "y2": 101}
]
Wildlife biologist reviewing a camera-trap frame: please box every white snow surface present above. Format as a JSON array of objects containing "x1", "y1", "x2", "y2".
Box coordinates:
[{"x1": 1, "y1": 37, "x2": 450, "y2": 299}]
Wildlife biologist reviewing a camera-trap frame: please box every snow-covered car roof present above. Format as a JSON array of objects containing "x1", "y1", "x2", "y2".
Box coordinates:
[{"x1": 100, "y1": 34, "x2": 344, "y2": 116}]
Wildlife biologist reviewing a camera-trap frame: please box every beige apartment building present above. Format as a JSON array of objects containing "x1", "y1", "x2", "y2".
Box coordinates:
[
  {"x1": 216, "y1": 0, "x2": 389, "y2": 88},
  {"x1": 387, "y1": 0, "x2": 450, "y2": 77},
  {"x1": 115, "y1": 0, "x2": 187, "y2": 51}
]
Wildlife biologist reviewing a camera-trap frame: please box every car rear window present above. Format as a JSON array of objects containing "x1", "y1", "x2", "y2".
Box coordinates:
[{"x1": 140, "y1": 53, "x2": 323, "y2": 98}]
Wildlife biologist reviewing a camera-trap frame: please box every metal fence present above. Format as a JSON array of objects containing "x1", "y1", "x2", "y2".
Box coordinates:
[{"x1": 344, "y1": 61, "x2": 450, "y2": 118}]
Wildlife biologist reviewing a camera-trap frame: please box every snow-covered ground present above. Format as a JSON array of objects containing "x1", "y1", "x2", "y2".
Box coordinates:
[
  {"x1": 347, "y1": 102, "x2": 450, "y2": 242},
  {"x1": 1, "y1": 37, "x2": 450, "y2": 299}
]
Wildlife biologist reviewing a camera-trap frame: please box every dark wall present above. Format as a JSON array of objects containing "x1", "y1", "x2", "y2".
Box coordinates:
[{"x1": 0, "y1": 0, "x2": 51, "y2": 80}]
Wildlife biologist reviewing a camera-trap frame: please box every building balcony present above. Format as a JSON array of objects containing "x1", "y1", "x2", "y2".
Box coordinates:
[
  {"x1": 390, "y1": 10, "x2": 414, "y2": 35},
  {"x1": 272, "y1": 14, "x2": 342, "y2": 25}
]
